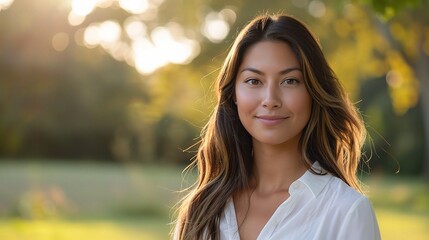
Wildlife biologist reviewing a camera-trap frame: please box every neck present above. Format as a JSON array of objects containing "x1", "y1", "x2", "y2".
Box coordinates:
[{"x1": 251, "y1": 139, "x2": 307, "y2": 194}]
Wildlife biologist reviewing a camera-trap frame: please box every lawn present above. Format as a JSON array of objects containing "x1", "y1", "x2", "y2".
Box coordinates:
[{"x1": 0, "y1": 160, "x2": 428, "y2": 239}]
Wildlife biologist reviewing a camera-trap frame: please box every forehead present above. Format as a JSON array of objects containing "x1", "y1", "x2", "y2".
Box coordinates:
[{"x1": 239, "y1": 40, "x2": 300, "y2": 72}]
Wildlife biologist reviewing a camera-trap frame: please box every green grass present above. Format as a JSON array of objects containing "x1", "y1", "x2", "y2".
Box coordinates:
[
  {"x1": 0, "y1": 218, "x2": 170, "y2": 240},
  {"x1": 0, "y1": 160, "x2": 187, "y2": 239},
  {"x1": 0, "y1": 160, "x2": 428, "y2": 239},
  {"x1": 365, "y1": 176, "x2": 429, "y2": 240},
  {"x1": 375, "y1": 208, "x2": 429, "y2": 240}
]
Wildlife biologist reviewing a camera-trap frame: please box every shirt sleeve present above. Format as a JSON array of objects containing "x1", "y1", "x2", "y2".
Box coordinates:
[{"x1": 337, "y1": 196, "x2": 381, "y2": 240}]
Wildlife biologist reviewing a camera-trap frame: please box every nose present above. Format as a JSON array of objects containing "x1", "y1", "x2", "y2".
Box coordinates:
[{"x1": 262, "y1": 84, "x2": 282, "y2": 109}]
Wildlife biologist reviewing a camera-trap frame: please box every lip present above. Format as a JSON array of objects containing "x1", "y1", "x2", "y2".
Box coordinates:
[{"x1": 255, "y1": 115, "x2": 289, "y2": 126}]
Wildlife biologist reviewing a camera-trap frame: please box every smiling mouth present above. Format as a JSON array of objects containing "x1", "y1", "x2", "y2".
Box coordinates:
[
  {"x1": 256, "y1": 115, "x2": 289, "y2": 120},
  {"x1": 255, "y1": 116, "x2": 289, "y2": 125}
]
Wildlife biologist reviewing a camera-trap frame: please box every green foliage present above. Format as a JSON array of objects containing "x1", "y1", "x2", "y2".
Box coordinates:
[
  {"x1": 0, "y1": 0, "x2": 427, "y2": 176},
  {"x1": 357, "y1": 0, "x2": 426, "y2": 18},
  {"x1": 358, "y1": 77, "x2": 425, "y2": 175}
]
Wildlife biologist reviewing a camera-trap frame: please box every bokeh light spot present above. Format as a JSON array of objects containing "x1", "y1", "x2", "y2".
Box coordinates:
[
  {"x1": 0, "y1": 0, "x2": 14, "y2": 11},
  {"x1": 99, "y1": 20, "x2": 122, "y2": 45},
  {"x1": 308, "y1": 0, "x2": 326, "y2": 18},
  {"x1": 125, "y1": 17, "x2": 147, "y2": 40},
  {"x1": 68, "y1": 12, "x2": 86, "y2": 26},
  {"x1": 83, "y1": 20, "x2": 122, "y2": 49},
  {"x1": 52, "y1": 32, "x2": 70, "y2": 52},
  {"x1": 219, "y1": 8, "x2": 237, "y2": 23},
  {"x1": 386, "y1": 70, "x2": 402, "y2": 88},
  {"x1": 202, "y1": 11, "x2": 231, "y2": 43},
  {"x1": 151, "y1": 25, "x2": 199, "y2": 64},
  {"x1": 84, "y1": 25, "x2": 101, "y2": 48},
  {"x1": 132, "y1": 38, "x2": 167, "y2": 75},
  {"x1": 96, "y1": 0, "x2": 114, "y2": 8},
  {"x1": 74, "y1": 28, "x2": 86, "y2": 46},
  {"x1": 291, "y1": 0, "x2": 308, "y2": 8},
  {"x1": 119, "y1": 0, "x2": 149, "y2": 14},
  {"x1": 71, "y1": 0, "x2": 96, "y2": 17}
]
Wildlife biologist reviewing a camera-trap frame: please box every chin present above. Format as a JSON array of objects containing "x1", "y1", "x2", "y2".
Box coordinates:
[
  {"x1": 252, "y1": 134, "x2": 302, "y2": 147},
  {"x1": 253, "y1": 138, "x2": 293, "y2": 146}
]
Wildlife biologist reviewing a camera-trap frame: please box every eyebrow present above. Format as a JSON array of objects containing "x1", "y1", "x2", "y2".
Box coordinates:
[{"x1": 239, "y1": 67, "x2": 302, "y2": 75}]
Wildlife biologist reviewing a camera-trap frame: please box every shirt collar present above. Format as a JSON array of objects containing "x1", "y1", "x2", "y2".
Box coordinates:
[{"x1": 297, "y1": 161, "x2": 332, "y2": 197}]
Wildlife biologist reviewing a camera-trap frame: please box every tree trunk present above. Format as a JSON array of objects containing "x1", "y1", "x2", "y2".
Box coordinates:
[
  {"x1": 416, "y1": 49, "x2": 429, "y2": 180},
  {"x1": 373, "y1": 16, "x2": 429, "y2": 179}
]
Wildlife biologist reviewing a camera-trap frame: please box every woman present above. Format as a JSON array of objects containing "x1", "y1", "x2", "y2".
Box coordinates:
[{"x1": 174, "y1": 14, "x2": 380, "y2": 240}]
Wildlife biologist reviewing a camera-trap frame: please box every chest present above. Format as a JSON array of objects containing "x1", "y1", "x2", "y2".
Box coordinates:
[{"x1": 234, "y1": 191, "x2": 290, "y2": 240}]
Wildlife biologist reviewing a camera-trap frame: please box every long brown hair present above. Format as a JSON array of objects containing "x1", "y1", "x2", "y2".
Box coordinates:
[{"x1": 174, "y1": 14, "x2": 366, "y2": 240}]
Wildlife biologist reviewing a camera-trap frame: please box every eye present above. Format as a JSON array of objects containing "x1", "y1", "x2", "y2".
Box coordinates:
[
  {"x1": 282, "y1": 78, "x2": 300, "y2": 85},
  {"x1": 245, "y1": 78, "x2": 262, "y2": 85}
]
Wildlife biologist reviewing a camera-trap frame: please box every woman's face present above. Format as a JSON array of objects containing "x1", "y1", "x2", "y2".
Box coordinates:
[{"x1": 235, "y1": 40, "x2": 312, "y2": 147}]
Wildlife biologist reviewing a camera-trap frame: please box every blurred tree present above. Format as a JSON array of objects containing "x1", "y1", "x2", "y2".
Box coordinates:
[
  {"x1": 0, "y1": 0, "x2": 427, "y2": 174},
  {"x1": 0, "y1": 0, "x2": 149, "y2": 160},
  {"x1": 358, "y1": 76, "x2": 425, "y2": 174},
  {"x1": 355, "y1": 0, "x2": 429, "y2": 178}
]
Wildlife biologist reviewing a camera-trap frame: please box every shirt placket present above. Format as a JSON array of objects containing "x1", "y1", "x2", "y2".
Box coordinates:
[{"x1": 257, "y1": 181, "x2": 303, "y2": 240}]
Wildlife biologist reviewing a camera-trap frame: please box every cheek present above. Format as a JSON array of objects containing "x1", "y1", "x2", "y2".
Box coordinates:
[
  {"x1": 288, "y1": 91, "x2": 312, "y2": 117},
  {"x1": 235, "y1": 88, "x2": 256, "y2": 112}
]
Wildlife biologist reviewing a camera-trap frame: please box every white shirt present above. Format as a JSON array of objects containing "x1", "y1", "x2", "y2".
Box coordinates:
[{"x1": 219, "y1": 163, "x2": 381, "y2": 240}]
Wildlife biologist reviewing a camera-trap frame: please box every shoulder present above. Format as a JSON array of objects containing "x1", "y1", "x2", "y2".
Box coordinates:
[
  {"x1": 324, "y1": 176, "x2": 363, "y2": 201},
  {"x1": 306, "y1": 174, "x2": 374, "y2": 220},
  {"x1": 321, "y1": 176, "x2": 381, "y2": 239}
]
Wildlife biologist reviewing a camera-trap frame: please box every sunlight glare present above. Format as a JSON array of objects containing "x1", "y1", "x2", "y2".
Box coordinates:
[
  {"x1": 68, "y1": 12, "x2": 86, "y2": 26},
  {"x1": 96, "y1": 0, "x2": 114, "y2": 8},
  {"x1": 84, "y1": 25, "x2": 101, "y2": 48},
  {"x1": 83, "y1": 20, "x2": 121, "y2": 49},
  {"x1": 128, "y1": 23, "x2": 200, "y2": 75},
  {"x1": 119, "y1": 0, "x2": 149, "y2": 14},
  {"x1": 202, "y1": 12, "x2": 230, "y2": 43},
  {"x1": 107, "y1": 42, "x2": 131, "y2": 61},
  {"x1": 151, "y1": 26, "x2": 199, "y2": 64},
  {"x1": 0, "y1": 0, "x2": 14, "y2": 11},
  {"x1": 125, "y1": 17, "x2": 147, "y2": 40},
  {"x1": 99, "y1": 20, "x2": 122, "y2": 45},
  {"x1": 132, "y1": 38, "x2": 167, "y2": 75},
  {"x1": 71, "y1": 0, "x2": 202, "y2": 75},
  {"x1": 71, "y1": 0, "x2": 96, "y2": 17}
]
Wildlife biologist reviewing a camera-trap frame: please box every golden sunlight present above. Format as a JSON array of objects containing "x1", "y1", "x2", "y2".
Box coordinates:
[
  {"x1": 129, "y1": 23, "x2": 200, "y2": 75},
  {"x1": 151, "y1": 23, "x2": 200, "y2": 64},
  {"x1": 119, "y1": 0, "x2": 149, "y2": 14},
  {"x1": 201, "y1": 8, "x2": 236, "y2": 43},
  {"x1": 71, "y1": 0, "x2": 96, "y2": 17},
  {"x1": 98, "y1": 21, "x2": 122, "y2": 46},
  {"x1": 132, "y1": 38, "x2": 167, "y2": 75},
  {"x1": 124, "y1": 17, "x2": 148, "y2": 40},
  {"x1": 68, "y1": 12, "x2": 86, "y2": 26},
  {"x1": 0, "y1": 0, "x2": 14, "y2": 11},
  {"x1": 83, "y1": 20, "x2": 121, "y2": 49},
  {"x1": 69, "y1": 0, "x2": 203, "y2": 75}
]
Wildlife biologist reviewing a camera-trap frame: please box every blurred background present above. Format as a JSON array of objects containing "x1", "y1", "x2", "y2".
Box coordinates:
[{"x1": 0, "y1": 0, "x2": 428, "y2": 239}]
